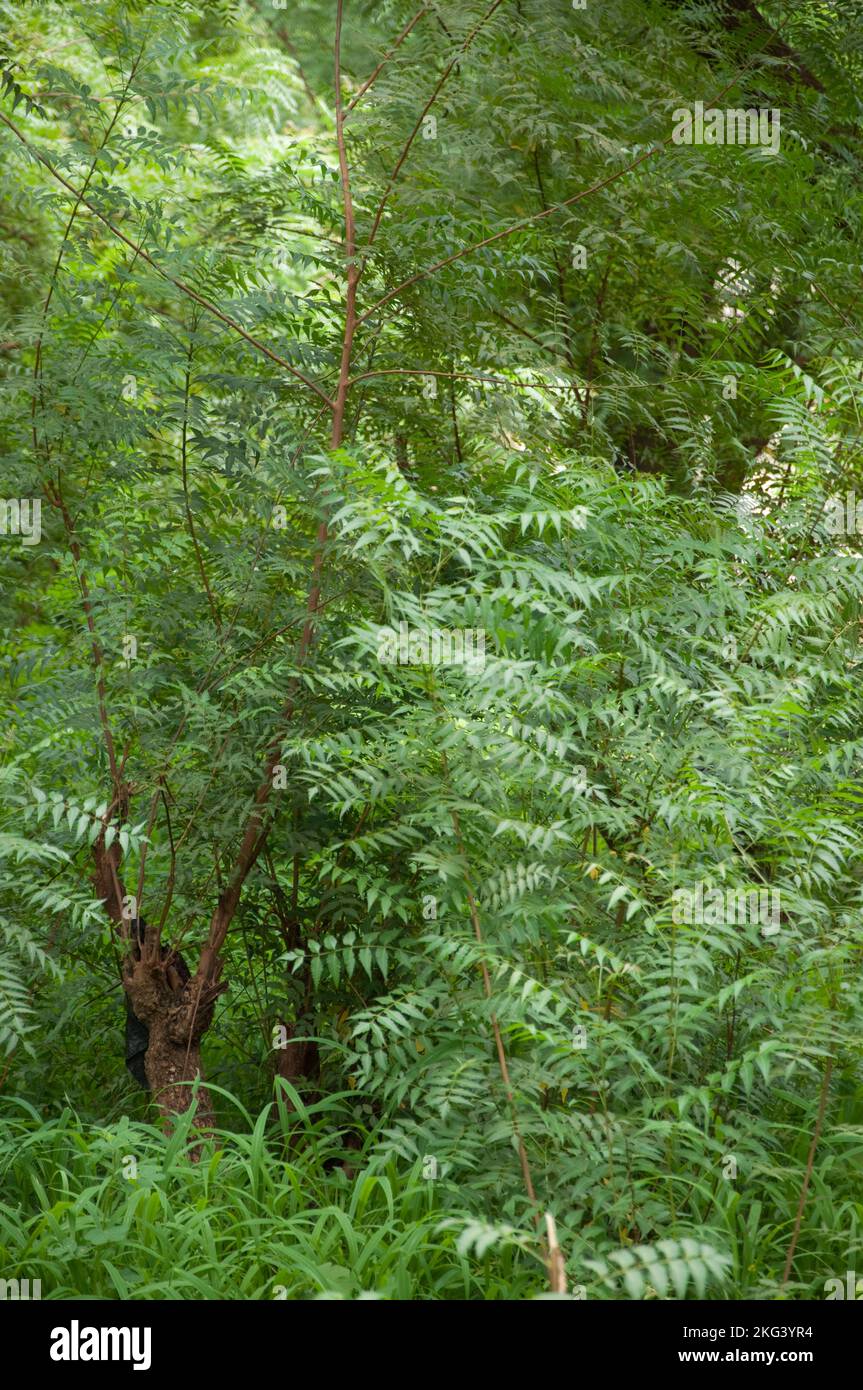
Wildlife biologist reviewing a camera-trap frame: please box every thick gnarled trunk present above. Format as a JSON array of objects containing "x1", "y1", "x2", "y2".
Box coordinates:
[
  {"x1": 141, "y1": 1014, "x2": 212, "y2": 1127},
  {"x1": 124, "y1": 935, "x2": 221, "y2": 1130}
]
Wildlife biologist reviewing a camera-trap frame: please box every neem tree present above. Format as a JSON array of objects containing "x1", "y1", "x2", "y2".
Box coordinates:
[{"x1": 2, "y1": 1, "x2": 863, "y2": 1285}]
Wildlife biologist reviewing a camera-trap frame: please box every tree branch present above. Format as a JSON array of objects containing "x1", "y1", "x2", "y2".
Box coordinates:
[
  {"x1": 359, "y1": 140, "x2": 668, "y2": 327},
  {"x1": 179, "y1": 331, "x2": 222, "y2": 633},
  {"x1": 366, "y1": 0, "x2": 506, "y2": 248},
  {"x1": 193, "y1": 0, "x2": 361, "y2": 989},
  {"x1": 346, "y1": 5, "x2": 430, "y2": 115},
  {"x1": 346, "y1": 365, "x2": 575, "y2": 393},
  {"x1": 0, "y1": 110, "x2": 335, "y2": 411},
  {"x1": 357, "y1": 56, "x2": 778, "y2": 328}
]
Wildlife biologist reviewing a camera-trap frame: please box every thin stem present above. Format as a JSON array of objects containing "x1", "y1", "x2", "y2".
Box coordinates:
[
  {"x1": 346, "y1": 6, "x2": 429, "y2": 114},
  {"x1": 365, "y1": 0, "x2": 506, "y2": 247},
  {"x1": 179, "y1": 331, "x2": 222, "y2": 633},
  {"x1": 781, "y1": 1056, "x2": 834, "y2": 1286},
  {"x1": 357, "y1": 64, "x2": 772, "y2": 327},
  {"x1": 194, "y1": 0, "x2": 361, "y2": 989},
  {"x1": 0, "y1": 110, "x2": 335, "y2": 410}
]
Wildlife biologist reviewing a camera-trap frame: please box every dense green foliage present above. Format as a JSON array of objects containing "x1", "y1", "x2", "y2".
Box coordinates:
[{"x1": 2, "y1": 0, "x2": 863, "y2": 1300}]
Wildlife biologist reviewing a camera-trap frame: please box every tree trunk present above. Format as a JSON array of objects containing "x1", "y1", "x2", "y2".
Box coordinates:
[
  {"x1": 123, "y1": 930, "x2": 221, "y2": 1130},
  {"x1": 141, "y1": 1013, "x2": 212, "y2": 1127}
]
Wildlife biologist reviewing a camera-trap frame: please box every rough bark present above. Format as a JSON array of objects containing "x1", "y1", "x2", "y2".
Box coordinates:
[{"x1": 123, "y1": 924, "x2": 224, "y2": 1129}]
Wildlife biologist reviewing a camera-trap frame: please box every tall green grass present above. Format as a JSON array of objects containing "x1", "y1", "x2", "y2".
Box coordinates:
[
  {"x1": 5, "y1": 1081, "x2": 859, "y2": 1299},
  {"x1": 0, "y1": 1090, "x2": 545, "y2": 1300}
]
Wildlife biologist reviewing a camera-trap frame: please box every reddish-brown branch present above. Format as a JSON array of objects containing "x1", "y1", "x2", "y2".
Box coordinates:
[
  {"x1": 346, "y1": 6, "x2": 430, "y2": 114},
  {"x1": 27, "y1": 59, "x2": 148, "y2": 944},
  {"x1": 50, "y1": 490, "x2": 131, "y2": 932},
  {"x1": 366, "y1": 0, "x2": 505, "y2": 247},
  {"x1": 155, "y1": 783, "x2": 178, "y2": 936},
  {"x1": 0, "y1": 111, "x2": 335, "y2": 410},
  {"x1": 133, "y1": 404, "x2": 330, "y2": 914},
  {"x1": 346, "y1": 366, "x2": 574, "y2": 393},
  {"x1": 360, "y1": 140, "x2": 668, "y2": 327},
  {"x1": 193, "y1": 0, "x2": 359, "y2": 994},
  {"x1": 357, "y1": 62, "x2": 769, "y2": 328}
]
